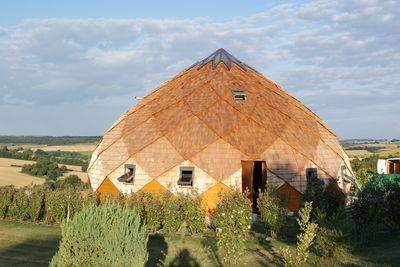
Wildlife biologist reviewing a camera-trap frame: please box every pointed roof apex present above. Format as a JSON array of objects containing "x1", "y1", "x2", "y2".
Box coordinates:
[{"x1": 196, "y1": 48, "x2": 250, "y2": 71}]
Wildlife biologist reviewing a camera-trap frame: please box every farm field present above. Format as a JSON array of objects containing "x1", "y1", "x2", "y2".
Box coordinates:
[
  {"x1": 0, "y1": 158, "x2": 45, "y2": 187},
  {"x1": 0, "y1": 220, "x2": 399, "y2": 266},
  {"x1": 343, "y1": 139, "x2": 400, "y2": 158},
  {"x1": 1, "y1": 144, "x2": 96, "y2": 153},
  {"x1": 0, "y1": 158, "x2": 88, "y2": 187}
]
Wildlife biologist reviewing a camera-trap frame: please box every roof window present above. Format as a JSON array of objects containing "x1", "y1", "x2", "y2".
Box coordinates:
[{"x1": 231, "y1": 88, "x2": 247, "y2": 101}]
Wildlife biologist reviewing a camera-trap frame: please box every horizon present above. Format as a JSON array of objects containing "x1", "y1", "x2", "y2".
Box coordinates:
[{"x1": 1, "y1": 0, "x2": 399, "y2": 139}]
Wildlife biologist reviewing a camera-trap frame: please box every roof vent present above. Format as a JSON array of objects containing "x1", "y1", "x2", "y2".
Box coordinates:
[{"x1": 232, "y1": 88, "x2": 247, "y2": 101}]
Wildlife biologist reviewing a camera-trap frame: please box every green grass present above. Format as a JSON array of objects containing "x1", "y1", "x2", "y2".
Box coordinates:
[{"x1": 0, "y1": 220, "x2": 399, "y2": 266}]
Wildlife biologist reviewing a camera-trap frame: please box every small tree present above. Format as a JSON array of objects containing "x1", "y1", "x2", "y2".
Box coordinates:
[
  {"x1": 51, "y1": 202, "x2": 148, "y2": 266},
  {"x1": 257, "y1": 187, "x2": 287, "y2": 239},
  {"x1": 280, "y1": 202, "x2": 318, "y2": 266}
]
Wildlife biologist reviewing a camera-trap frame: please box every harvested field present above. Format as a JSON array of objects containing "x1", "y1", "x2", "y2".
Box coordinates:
[
  {"x1": 0, "y1": 158, "x2": 45, "y2": 187},
  {"x1": 0, "y1": 158, "x2": 88, "y2": 187},
  {"x1": 2, "y1": 144, "x2": 96, "y2": 153}
]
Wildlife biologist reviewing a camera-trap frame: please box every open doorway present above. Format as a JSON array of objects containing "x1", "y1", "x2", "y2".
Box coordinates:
[{"x1": 241, "y1": 160, "x2": 267, "y2": 212}]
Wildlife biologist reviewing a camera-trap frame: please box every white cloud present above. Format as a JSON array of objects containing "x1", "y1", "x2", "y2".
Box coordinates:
[{"x1": 0, "y1": 0, "x2": 399, "y2": 138}]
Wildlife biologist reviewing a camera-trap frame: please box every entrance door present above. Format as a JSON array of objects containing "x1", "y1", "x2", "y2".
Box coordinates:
[{"x1": 242, "y1": 161, "x2": 267, "y2": 211}]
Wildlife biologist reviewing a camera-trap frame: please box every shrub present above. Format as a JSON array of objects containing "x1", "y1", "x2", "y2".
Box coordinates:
[
  {"x1": 162, "y1": 193, "x2": 183, "y2": 235},
  {"x1": 178, "y1": 193, "x2": 206, "y2": 235},
  {"x1": 257, "y1": 187, "x2": 287, "y2": 238},
  {"x1": 214, "y1": 191, "x2": 252, "y2": 265},
  {"x1": 279, "y1": 202, "x2": 318, "y2": 266},
  {"x1": 50, "y1": 202, "x2": 148, "y2": 266},
  {"x1": 303, "y1": 177, "x2": 345, "y2": 219},
  {"x1": 45, "y1": 189, "x2": 83, "y2": 224},
  {"x1": 27, "y1": 186, "x2": 46, "y2": 222},
  {"x1": 7, "y1": 187, "x2": 30, "y2": 220},
  {"x1": 136, "y1": 192, "x2": 164, "y2": 233},
  {"x1": 313, "y1": 210, "x2": 348, "y2": 259},
  {"x1": 0, "y1": 186, "x2": 16, "y2": 218},
  {"x1": 54, "y1": 175, "x2": 88, "y2": 190},
  {"x1": 352, "y1": 181, "x2": 400, "y2": 234}
]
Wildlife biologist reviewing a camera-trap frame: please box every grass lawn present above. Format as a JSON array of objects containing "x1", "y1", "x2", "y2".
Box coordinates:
[{"x1": 0, "y1": 220, "x2": 399, "y2": 266}]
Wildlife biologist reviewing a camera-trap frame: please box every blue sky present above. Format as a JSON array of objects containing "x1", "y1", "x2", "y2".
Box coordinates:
[
  {"x1": 0, "y1": 0, "x2": 290, "y2": 24},
  {"x1": 0, "y1": 0, "x2": 399, "y2": 138}
]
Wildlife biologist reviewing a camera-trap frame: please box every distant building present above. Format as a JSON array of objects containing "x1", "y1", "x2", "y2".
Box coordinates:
[
  {"x1": 377, "y1": 158, "x2": 400, "y2": 174},
  {"x1": 88, "y1": 48, "x2": 355, "y2": 211}
]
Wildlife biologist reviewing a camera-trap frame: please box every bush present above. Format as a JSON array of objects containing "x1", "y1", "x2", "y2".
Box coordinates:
[
  {"x1": 257, "y1": 187, "x2": 287, "y2": 238},
  {"x1": 352, "y1": 181, "x2": 400, "y2": 234},
  {"x1": 45, "y1": 189, "x2": 83, "y2": 224},
  {"x1": 54, "y1": 175, "x2": 88, "y2": 190},
  {"x1": 50, "y1": 202, "x2": 148, "y2": 266},
  {"x1": 27, "y1": 186, "x2": 46, "y2": 222},
  {"x1": 136, "y1": 192, "x2": 164, "y2": 233},
  {"x1": 214, "y1": 191, "x2": 252, "y2": 265},
  {"x1": 303, "y1": 177, "x2": 345, "y2": 219},
  {"x1": 162, "y1": 193, "x2": 183, "y2": 235},
  {"x1": 312, "y1": 210, "x2": 348, "y2": 259},
  {"x1": 279, "y1": 202, "x2": 318, "y2": 266},
  {"x1": 0, "y1": 186, "x2": 16, "y2": 218},
  {"x1": 178, "y1": 193, "x2": 206, "y2": 235}
]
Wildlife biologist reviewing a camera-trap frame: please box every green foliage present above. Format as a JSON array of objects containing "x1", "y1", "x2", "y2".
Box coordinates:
[
  {"x1": 313, "y1": 210, "x2": 348, "y2": 259},
  {"x1": 0, "y1": 146, "x2": 90, "y2": 167},
  {"x1": 21, "y1": 157, "x2": 67, "y2": 180},
  {"x1": 50, "y1": 202, "x2": 148, "y2": 267},
  {"x1": 0, "y1": 135, "x2": 100, "y2": 145},
  {"x1": 352, "y1": 180, "x2": 400, "y2": 236},
  {"x1": 350, "y1": 155, "x2": 379, "y2": 173},
  {"x1": 355, "y1": 169, "x2": 372, "y2": 189},
  {"x1": 27, "y1": 186, "x2": 46, "y2": 222},
  {"x1": 280, "y1": 202, "x2": 318, "y2": 267},
  {"x1": 54, "y1": 175, "x2": 88, "y2": 190},
  {"x1": 257, "y1": 187, "x2": 287, "y2": 239},
  {"x1": 45, "y1": 189, "x2": 83, "y2": 224},
  {"x1": 178, "y1": 193, "x2": 206, "y2": 235},
  {"x1": 136, "y1": 192, "x2": 164, "y2": 233},
  {"x1": 0, "y1": 186, "x2": 16, "y2": 218},
  {"x1": 214, "y1": 191, "x2": 252, "y2": 266},
  {"x1": 303, "y1": 177, "x2": 345, "y2": 218},
  {"x1": 7, "y1": 187, "x2": 30, "y2": 220},
  {"x1": 162, "y1": 193, "x2": 183, "y2": 235}
]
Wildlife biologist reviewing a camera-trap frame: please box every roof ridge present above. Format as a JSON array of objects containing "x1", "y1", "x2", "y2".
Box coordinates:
[{"x1": 196, "y1": 48, "x2": 249, "y2": 71}]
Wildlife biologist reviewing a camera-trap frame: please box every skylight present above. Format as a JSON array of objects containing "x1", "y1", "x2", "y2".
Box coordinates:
[{"x1": 232, "y1": 88, "x2": 247, "y2": 101}]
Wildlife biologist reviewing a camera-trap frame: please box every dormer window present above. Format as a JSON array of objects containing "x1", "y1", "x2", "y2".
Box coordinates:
[
  {"x1": 117, "y1": 164, "x2": 136, "y2": 184},
  {"x1": 232, "y1": 88, "x2": 246, "y2": 101},
  {"x1": 178, "y1": 167, "x2": 194, "y2": 186}
]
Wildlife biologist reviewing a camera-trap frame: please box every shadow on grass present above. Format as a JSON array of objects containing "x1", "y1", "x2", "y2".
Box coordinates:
[
  {"x1": 146, "y1": 233, "x2": 168, "y2": 267},
  {"x1": 201, "y1": 237, "x2": 222, "y2": 267},
  {"x1": 168, "y1": 248, "x2": 200, "y2": 267},
  {"x1": 0, "y1": 236, "x2": 60, "y2": 267}
]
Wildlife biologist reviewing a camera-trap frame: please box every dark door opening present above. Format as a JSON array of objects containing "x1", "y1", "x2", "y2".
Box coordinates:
[{"x1": 242, "y1": 161, "x2": 267, "y2": 212}]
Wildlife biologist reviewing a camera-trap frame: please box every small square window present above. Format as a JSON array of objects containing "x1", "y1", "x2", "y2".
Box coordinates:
[
  {"x1": 117, "y1": 164, "x2": 136, "y2": 184},
  {"x1": 232, "y1": 88, "x2": 246, "y2": 101},
  {"x1": 178, "y1": 167, "x2": 194, "y2": 186}
]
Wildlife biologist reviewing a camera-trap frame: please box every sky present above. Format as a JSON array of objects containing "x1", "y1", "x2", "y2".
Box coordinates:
[{"x1": 0, "y1": 0, "x2": 399, "y2": 139}]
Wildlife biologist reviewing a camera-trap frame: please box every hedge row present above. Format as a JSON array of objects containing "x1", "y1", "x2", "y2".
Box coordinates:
[{"x1": 0, "y1": 185, "x2": 96, "y2": 224}]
